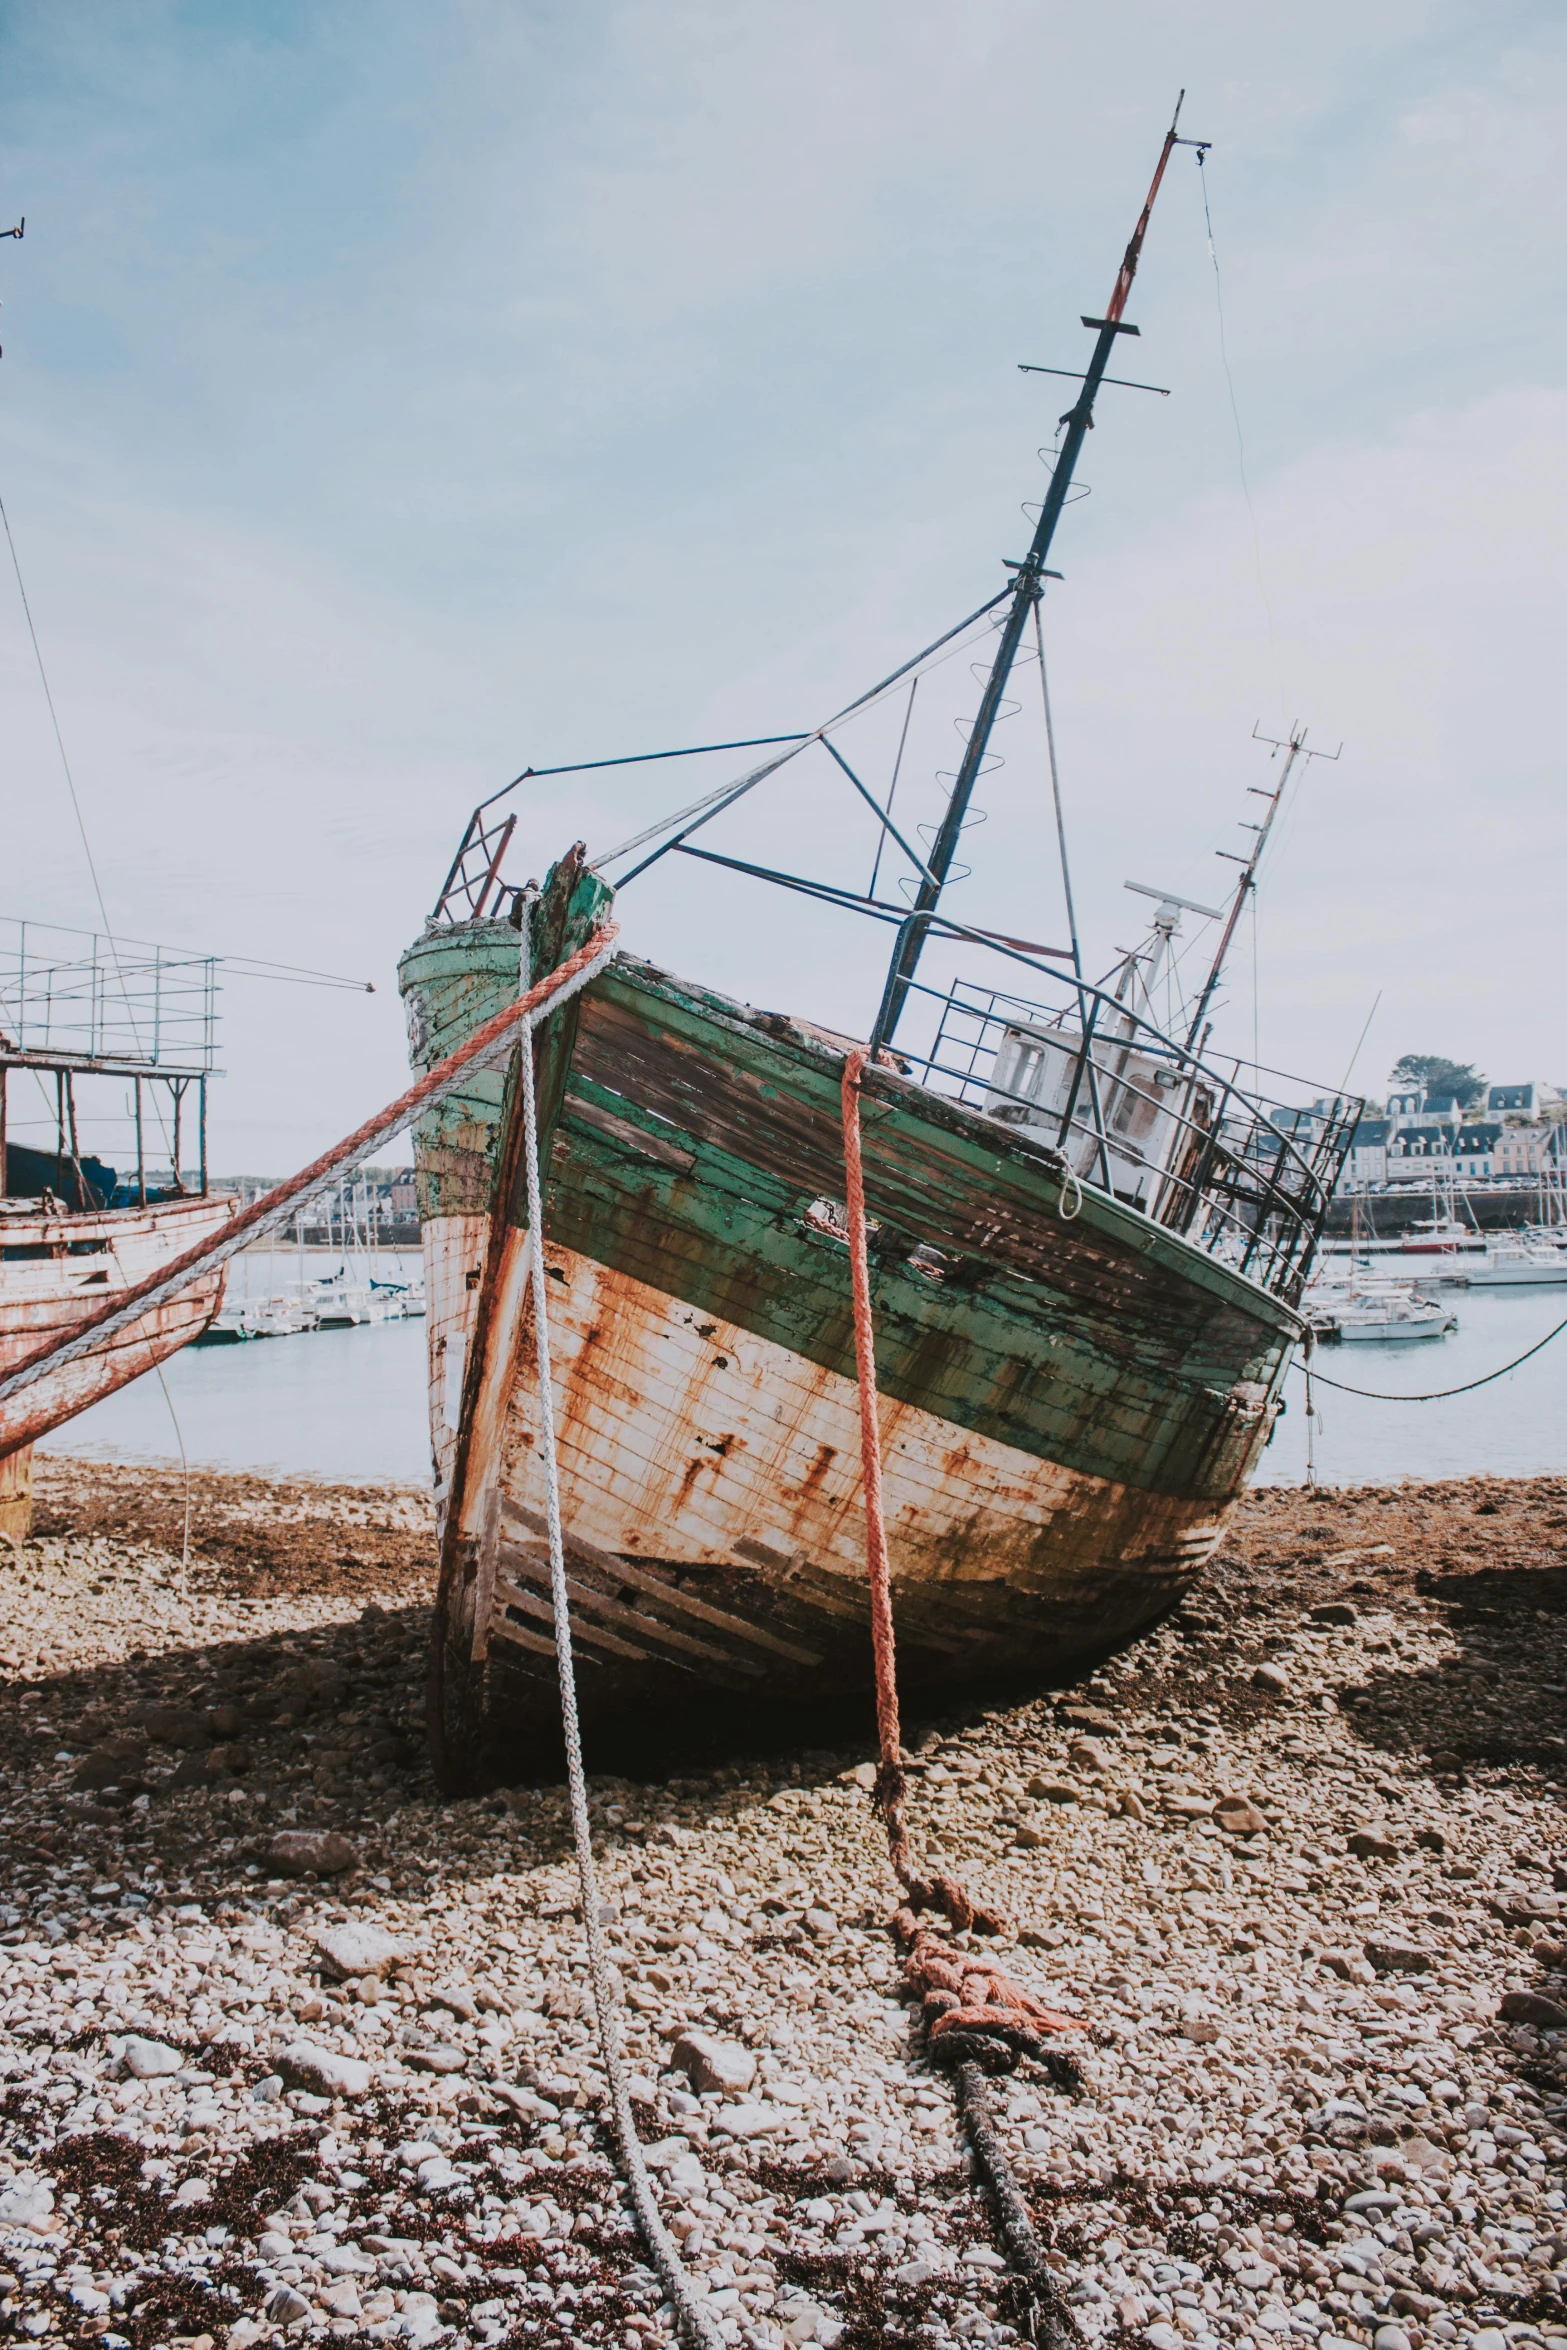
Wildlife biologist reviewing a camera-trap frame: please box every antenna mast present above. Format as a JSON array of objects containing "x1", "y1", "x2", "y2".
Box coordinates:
[
  {"x1": 1182, "y1": 721, "x2": 1342, "y2": 1054},
  {"x1": 876, "y1": 97, "x2": 1206, "y2": 1045}
]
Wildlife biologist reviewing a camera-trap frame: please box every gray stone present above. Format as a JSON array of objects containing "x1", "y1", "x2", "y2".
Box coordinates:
[
  {"x1": 265, "y1": 1828, "x2": 359, "y2": 1878},
  {"x1": 120, "y1": 2035, "x2": 182, "y2": 2078},
  {"x1": 312, "y1": 1922, "x2": 404, "y2": 1980},
  {"x1": 711, "y1": 2101, "x2": 783, "y2": 2137},
  {"x1": 405, "y1": 2045, "x2": 467, "y2": 2074},
  {"x1": 1251, "y1": 1662, "x2": 1290, "y2": 1694},
  {"x1": 670, "y1": 2027, "x2": 756, "y2": 2095},
  {"x1": 0, "y1": 2179, "x2": 53, "y2": 2227},
  {"x1": 1365, "y1": 1940, "x2": 1431, "y2": 1975},
  {"x1": 278, "y1": 2040, "x2": 372, "y2": 2098},
  {"x1": 264, "y1": 2286, "x2": 312, "y2": 2323},
  {"x1": 1498, "y1": 1988, "x2": 1567, "y2": 2026}
]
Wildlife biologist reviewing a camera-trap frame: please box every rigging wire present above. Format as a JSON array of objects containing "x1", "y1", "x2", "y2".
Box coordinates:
[
  {"x1": 596, "y1": 586, "x2": 1011, "y2": 881},
  {"x1": 0, "y1": 492, "x2": 115, "y2": 954},
  {"x1": 868, "y1": 678, "x2": 919, "y2": 901},
  {"x1": 154, "y1": 1361, "x2": 192, "y2": 1570},
  {"x1": 1194, "y1": 154, "x2": 1281, "y2": 708},
  {"x1": 1, "y1": 487, "x2": 172, "y2": 1151}
]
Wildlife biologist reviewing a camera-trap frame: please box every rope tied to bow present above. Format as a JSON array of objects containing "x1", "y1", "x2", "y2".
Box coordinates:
[{"x1": 839, "y1": 1047, "x2": 1084, "y2": 2346}]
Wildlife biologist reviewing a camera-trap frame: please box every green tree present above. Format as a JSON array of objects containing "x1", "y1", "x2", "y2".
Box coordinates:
[{"x1": 1387, "y1": 1054, "x2": 1487, "y2": 1109}]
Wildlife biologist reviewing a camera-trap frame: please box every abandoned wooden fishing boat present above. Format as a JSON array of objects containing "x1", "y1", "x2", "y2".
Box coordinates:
[
  {"x1": 401, "y1": 116, "x2": 1359, "y2": 1785},
  {"x1": 0, "y1": 922, "x2": 229, "y2": 1540}
]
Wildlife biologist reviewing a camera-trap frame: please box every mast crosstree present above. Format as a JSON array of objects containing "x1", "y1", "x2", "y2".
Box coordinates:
[{"x1": 875, "y1": 94, "x2": 1209, "y2": 1046}]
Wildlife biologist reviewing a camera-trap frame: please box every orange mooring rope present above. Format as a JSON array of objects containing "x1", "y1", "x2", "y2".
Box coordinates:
[
  {"x1": 840, "y1": 1047, "x2": 1082, "y2": 2348},
  {"x1": 839, "y1": 1048, "x2": 1014, "y2": 1942}
]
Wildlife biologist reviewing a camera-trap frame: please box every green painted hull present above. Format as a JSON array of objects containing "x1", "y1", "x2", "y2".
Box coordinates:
[{"x1": 401, "y1": 882, "x2": 1299, "y2": 1782}]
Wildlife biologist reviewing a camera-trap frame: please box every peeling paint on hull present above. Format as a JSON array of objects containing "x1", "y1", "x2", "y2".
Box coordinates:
[
  {"x1": 401, "y1": 898, "x2": 1300, "y2": 1783},
  {"x1": 0, "y1": 1194, "x2": 231, "y2": 1535}
]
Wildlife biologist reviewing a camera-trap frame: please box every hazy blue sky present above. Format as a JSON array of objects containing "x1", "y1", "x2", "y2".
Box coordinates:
[{"x1": 3, "y1": 2, "x2": 1564, "y2": 1173}]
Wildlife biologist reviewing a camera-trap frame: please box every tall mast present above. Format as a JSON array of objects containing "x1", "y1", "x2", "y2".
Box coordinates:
[
  {"x1": 1182, "y1": 722, "x2": 1341, "y2": 1056},
  {"x1": 877, "y1": 98, "x2": 1199, "y2": 1045}
]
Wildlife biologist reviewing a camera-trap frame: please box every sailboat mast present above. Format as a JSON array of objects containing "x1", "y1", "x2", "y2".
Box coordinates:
[
  {"x1": 1182, "y1": 719, "x2": 1342, "y2": 1056},
  {"x1": 1182, "y1": 732, "x2": 1301, "y2": 1054},
  {"x1": 877, "y1": 99, "x2": 1194, "y2": 1046}
]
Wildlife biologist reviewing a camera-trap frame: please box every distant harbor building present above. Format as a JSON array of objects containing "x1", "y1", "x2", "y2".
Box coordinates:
[
  {"x1": 1335, "y1": 1080, "x2": 1566, "y2": 1195},
  {"x1": 1343, "y1": 1117, "x2": 1390, "y2": 1187}
]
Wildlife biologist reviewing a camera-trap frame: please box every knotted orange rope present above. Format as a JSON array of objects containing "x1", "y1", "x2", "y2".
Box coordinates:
[
  {"x1": 841, "y1": 1049, "x2": 1082, "y2": 2350},
  {"x1": 840, "y1": 1048, "x2": 1021, "y2": 1947}
]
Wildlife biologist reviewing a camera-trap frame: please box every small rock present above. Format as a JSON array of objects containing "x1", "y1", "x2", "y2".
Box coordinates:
[
  {"x1": 264, "y1": 2286, "x2": 312, "y2": 2324},
  {"x1": 0, "y1": 2180, "x2": 53, "y2": 2228},
  {"x1": 1428, "y1": 1749, "x2": 1464, "y2": 1773},
  {"x1": 1028, "y1": 1779, "x2": 1080, "y2": 1805},
  {"x1": 1415, "y1": 1827, "x2": 1446, "y2": 1853},
  {"x1": 845, "y1": 1762, "x2": 877, "y2": 1789},
  {"x1": 1349, "y1": 1828, "x2": 1400, "y2": 1860},
  {"x1": 1061, "y1": 1705, "x2": 1119, "y2": 1735},
  {"x1": 274, "y1": 1659, "x2": 349, "y2": 1711},
  {"x1": 279, "y1": 2040, "x2": 372, "y2": 2098},
  {"x1": 777, "y1": 2293, "x2": 839, "y2": 2348},
  {"x1": 1470, "y1": 2333, "x2": 1509, "y2": 2350},
  {"x1": 170, "y1": 2178, "x2": 211, "y2": 2207},
  {"x1": 1068, "y1": 1737, "x2": 1111, "y2": 1770},
  {"x1": 1365, "y1": 1940, "x2": 1431, "y2": 1975},
  {"x1": 73, "y1": 1740, "x2": 146, "y2": 1789},
  {"x1": 671, "y1": 2027, "x2": 756, "y2": 2095},
  {"x1": 488, "y1": 2082, "x2": 559, "y2": 2122},
  {"x1": 121, "y1": 2035, "x2": 182, "y2": 2078},
  {"x1": 1311, "y1": 1602, "x2": 1358, "y2": 1625},
  {"x1": 1012, "y1": 1822, "x2": 1047, "y2": 1848},
  {"x1": 427, "y1": 1981, "x2": 478, "y2": 2021},
  {"x1": 1251, "y1": 1663, "x2": 1290, "y2": 1695},
  {"x1": 1372, "y1": 2330, "x2": 1412, "y2": 2350},
  {"x1": 1144, "y1": 2328, "x2": 1183, "y2": 2350},
  {"x1": 265, "y1": 1829, "x2": 359, "y2": 1878},
  {"x1": 1498, "y1": 1989, "x2": 1567, "y2": 2026},
  {"x1": 312, "y1": 1922, "x2": 404, "y2": 1980},
  {"x1": 711, "y1": 2102, "x2": 783, "y2": 2137},
  {"x1": 138, "y1": 1705, "x2": 212, "y2": 1749},
  {"x1": 1320, "y1": 1950, "x2": 1376, "y2": 1984},
  {"x1": 318, "y1": 2283, "x2": 362, "y2": 2321},
  {"x1": 1214, "y1": 1794, "x2": 1267, "y2": 1836},
  {"x1": 406, "y1": 2046, "x2": 467, "y2": 2075}
]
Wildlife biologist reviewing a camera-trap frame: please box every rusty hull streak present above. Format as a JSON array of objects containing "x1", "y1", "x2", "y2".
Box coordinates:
[
  {"x1": 498, "y1": 1246, "x2": 1228, "y2": 1598},
  {"x1": 0, "y1": 1193, "x2": 232, "y2": 1463}
]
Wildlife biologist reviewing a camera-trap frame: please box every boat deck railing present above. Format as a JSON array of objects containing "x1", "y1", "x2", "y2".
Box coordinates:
[
  {"x1": 885, "y1": 939, "x2": 1357, "y2": 1307},
  {"x1": 0, "y1": 917, "x2": 219, "y2": 1208}
]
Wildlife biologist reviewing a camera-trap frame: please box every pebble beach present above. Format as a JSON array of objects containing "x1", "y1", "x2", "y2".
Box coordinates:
[{"x1": 2, "y1": 1459, "x2": 1566, "y2": 2350}]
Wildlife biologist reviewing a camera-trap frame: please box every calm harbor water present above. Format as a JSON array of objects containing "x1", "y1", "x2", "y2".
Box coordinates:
[{"x1": 37, "y1": 1258, "x2": 1567, "y2": 1492}]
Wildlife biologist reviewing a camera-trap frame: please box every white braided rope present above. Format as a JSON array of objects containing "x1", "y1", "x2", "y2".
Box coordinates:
[{"x1": 515, "y1": 901, "x2": 727, "y2": 2350}]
